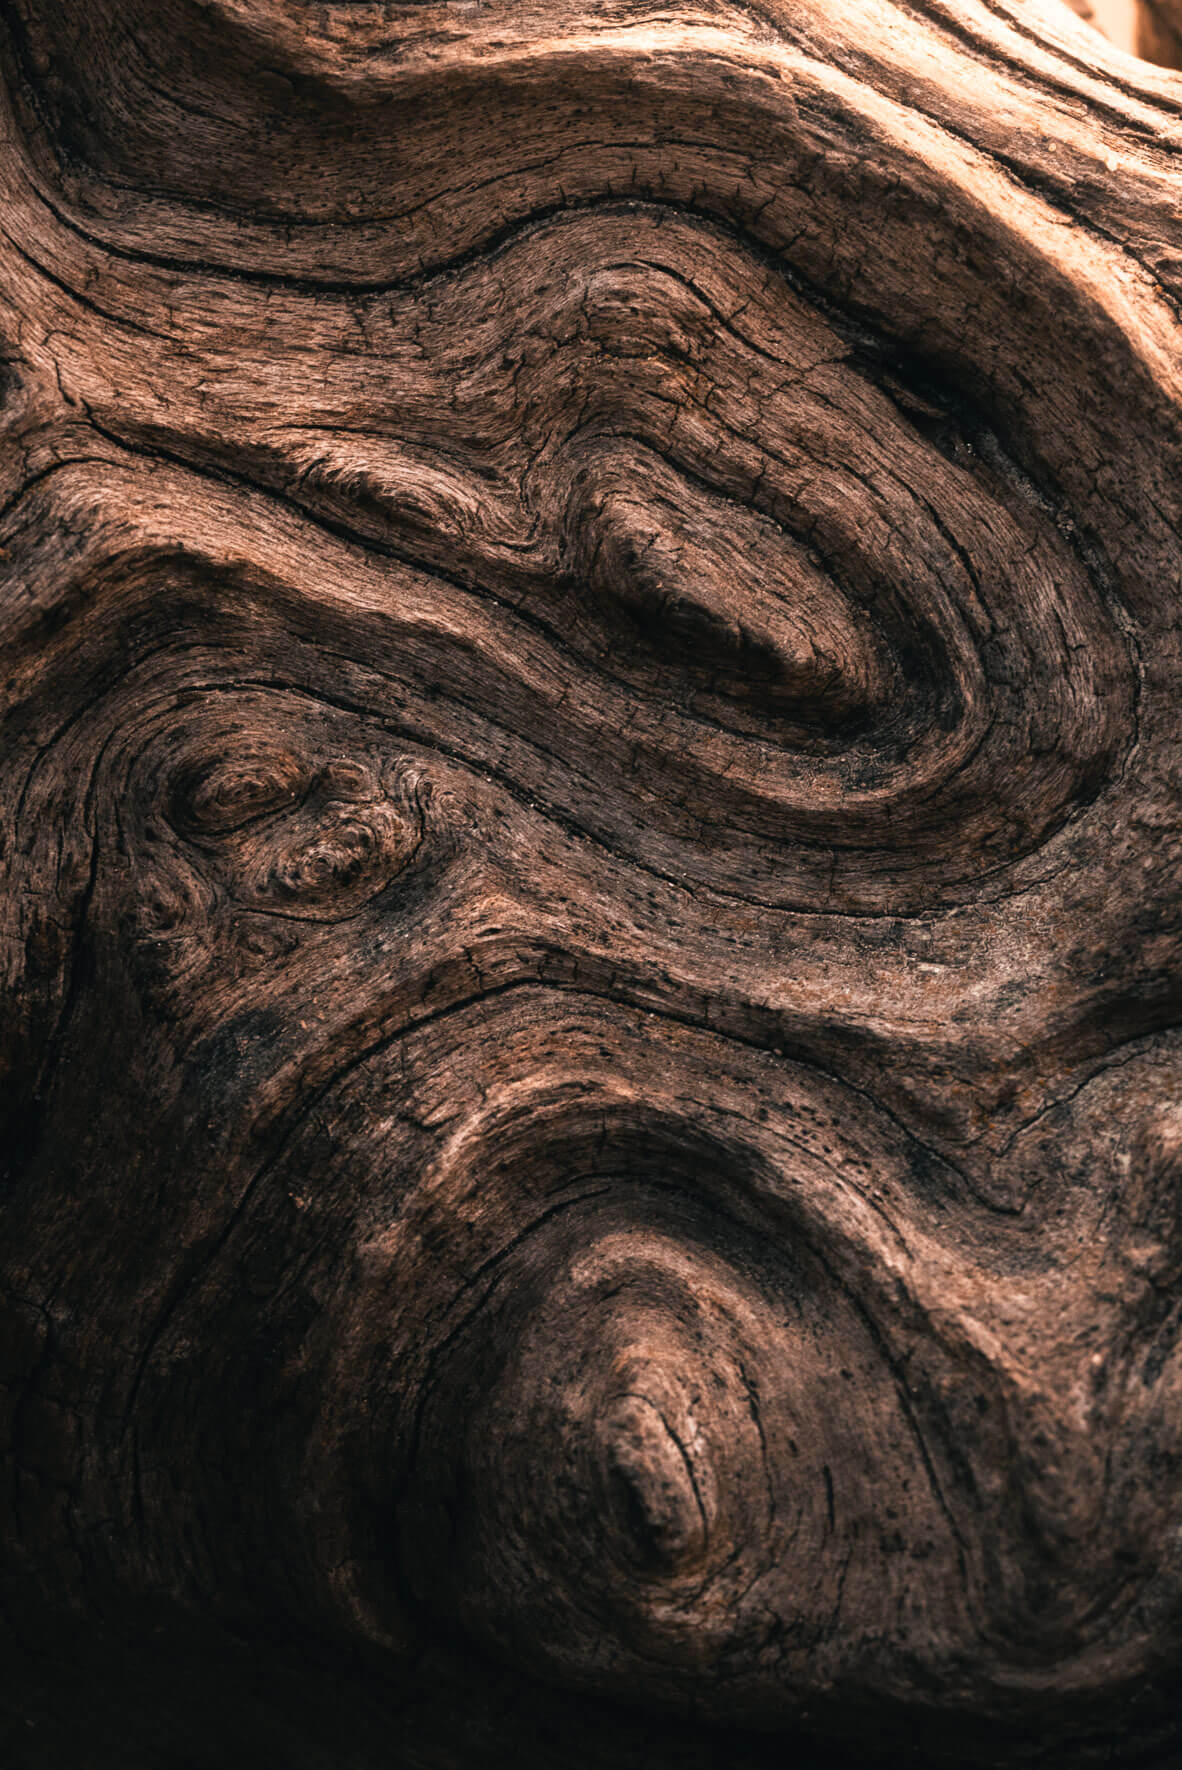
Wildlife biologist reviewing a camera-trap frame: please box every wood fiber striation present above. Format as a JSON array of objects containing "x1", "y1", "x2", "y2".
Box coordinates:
[{"x1": 1, "y1": 1, "x2": 1181, "y2": 1765}]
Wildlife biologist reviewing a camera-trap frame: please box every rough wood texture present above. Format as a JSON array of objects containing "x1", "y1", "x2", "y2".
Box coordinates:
[{"x1": 1, "y1": 1, "x2": 1181, "y2": 1765}]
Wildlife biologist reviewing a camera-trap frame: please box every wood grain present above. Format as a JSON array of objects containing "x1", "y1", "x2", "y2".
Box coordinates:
[{"x1": 1, "y1": 1, "x2": 1181, "y2": 1764}]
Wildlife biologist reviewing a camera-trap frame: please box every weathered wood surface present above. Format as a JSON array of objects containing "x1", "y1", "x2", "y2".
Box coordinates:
[{"x1": 1, "y1": 1, "x2": 1181, "y2": 1764}]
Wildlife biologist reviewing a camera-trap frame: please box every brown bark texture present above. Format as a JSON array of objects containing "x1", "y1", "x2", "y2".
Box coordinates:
[{"x1": 1, "y1": 0, "x2": 1182, "y2": 1765}]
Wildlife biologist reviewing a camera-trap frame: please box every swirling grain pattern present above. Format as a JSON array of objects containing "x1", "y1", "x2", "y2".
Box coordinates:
[{"x1": 1, "y1": 1, "x2": 1181, "y2": 1766}]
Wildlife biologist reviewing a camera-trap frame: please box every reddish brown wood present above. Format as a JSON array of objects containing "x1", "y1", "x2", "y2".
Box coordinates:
[{"x1": 1, "y1": 1, "x2": 1181, "y2": 1764}]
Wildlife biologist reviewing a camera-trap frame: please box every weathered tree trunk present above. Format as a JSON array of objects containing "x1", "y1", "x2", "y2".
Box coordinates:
[{"x1": 1, "y1": 0, "x2": 1181, "y2": 1764}]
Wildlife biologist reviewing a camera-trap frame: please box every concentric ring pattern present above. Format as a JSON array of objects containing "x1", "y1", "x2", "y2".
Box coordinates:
[{"x1": 2, "y1": 2, "x2": 1182, "y2": 1767}]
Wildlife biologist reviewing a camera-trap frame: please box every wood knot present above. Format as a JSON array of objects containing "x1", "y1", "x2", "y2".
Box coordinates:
[{"x1": 598, "y1": 1393, "x2": 708, "y2": 1574}]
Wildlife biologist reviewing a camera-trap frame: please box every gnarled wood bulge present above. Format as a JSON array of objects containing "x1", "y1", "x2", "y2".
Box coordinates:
[{"x1": 1, "y1": 1, "x2": 1181, "y2": 1765}]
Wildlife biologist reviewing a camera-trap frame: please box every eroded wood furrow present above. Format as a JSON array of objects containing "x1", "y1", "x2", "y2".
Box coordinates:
[{"x1": 1, "y1": 2, "x2": 1181, "y2": 1767}]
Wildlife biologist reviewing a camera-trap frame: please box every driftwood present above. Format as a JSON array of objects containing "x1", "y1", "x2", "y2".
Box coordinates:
[{"x1": 2, "y1": 1, "x2": 1181, "y2": 1765}]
